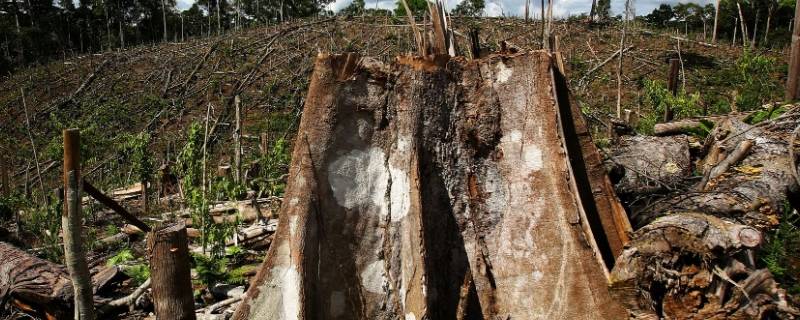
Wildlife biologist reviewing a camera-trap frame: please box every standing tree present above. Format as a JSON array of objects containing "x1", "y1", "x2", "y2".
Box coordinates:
[
  {"x1": 452, "y1": 0, "x2": 484, "y2": 16},
  {"x1": 394, "y1": 0, "x2": 427, "y2": 16},
  {"x1": 596, "y1": 0, "x2": 611, "y2": 22}
]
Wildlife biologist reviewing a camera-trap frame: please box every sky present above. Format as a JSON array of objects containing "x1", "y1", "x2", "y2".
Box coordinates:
[
  {"x1": 176, "y1": 0, "x2": 714, "y2": 16},
  {"x1": 323, "y1": 0, "x2": 714, "y2": 17}
]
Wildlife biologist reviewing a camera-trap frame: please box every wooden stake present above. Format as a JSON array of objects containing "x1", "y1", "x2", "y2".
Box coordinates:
[
  {"x1": 234, "y1": 95, "x2": 242, "y2": 183},
  {"x1": 665, "y1": 59, "x2": 680, "y2": 122},
  {"x1": 260, "y1": 132, "x2": 269, "y2": 156},
  {"x1": 0, "y1": 154, "x2": 7, "y2": 197},
  {"x1": 615, "y1": 0, "x2": 631, "y2": 118},
  {"x1": 62, "y1": 129, "x2": 95, "y2": 320},
  {"x1": 787, "y1": 0, "x2": 800, "y2": 101},
  {"x1": 148, "y1": 223, "x2": 195, "y2": 320}
]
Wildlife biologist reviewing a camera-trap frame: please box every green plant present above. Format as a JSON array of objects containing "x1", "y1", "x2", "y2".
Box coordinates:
[
  {"x1": 227, "y1": 264, "x2": 258, "y2": 285},
  {"x1": 733, "y1": 51, "x2": 780, "y2": 109},
  {"x1": 119, "y1": 132, "x2": 153, "y2": 186},
  {"x1": 226, "y1": 245, "x2": 246, "y2": 264},
  {"x1": 107, "y1": 249, "x2": 136, "y2": 266},
  {"x1": 745, "y1": 105, "x2": 787, "y2": 125},
  {"x1": 123, "y1": 264, "x2": 151, "y2": 285},
  {"x1": 254, "y1": 137, "x2": 291, "y2": 198},
  {"x1": 637, "y1": 79, "x2": 702, "y2": 134},
  {"x1": 104, "y1": 224, "x2": 121, "y2": 237},
  {"x1": 760, "y1": 203, "x2": 800, "y2": 294},
  {"x1": 22, "y1": 193, "x2": 63, "y2": 263},
  {"x1": 192, "y1": 253, "x2": 229, "y2": 287},
  {"x1": 213, "y1": 176, "x2": 246, "y2": 202}
]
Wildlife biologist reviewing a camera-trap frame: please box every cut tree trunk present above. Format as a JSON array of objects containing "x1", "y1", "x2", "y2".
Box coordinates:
[
  {"x1": 232, "y1": 52, "x2": 630, "y2": 319},
  {"x1": 0, "y1": 241, "x2": 74, "y2": 319},
  {"x1": 634, "y1": 117, "x2": 800, "y2": 227},
  {"x1": 147, "y1": 223, "x2": 195, "y2": 320},
  {"x1": 608, "y1": 111, "x2": 800, "y2": 319}
]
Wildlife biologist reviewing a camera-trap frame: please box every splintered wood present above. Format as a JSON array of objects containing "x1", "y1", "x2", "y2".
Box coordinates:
[{"x1": 233, "y1": 52, "x2": 630, "y2": 319}]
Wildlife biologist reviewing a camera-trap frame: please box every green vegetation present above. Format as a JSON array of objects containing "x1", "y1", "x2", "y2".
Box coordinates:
[
  {"x1": 394, "y1": 0, "x2": 428, "y2": 16},
  {"x1": 637, "y1": 79, "x2": 702, "y2": 134},
  {"x1": 192, "y1": 253, "x2": 230, "y2": 287},
  {"x1": 22, "y1": 194, "x2": 63, "y2": 263},
  {"x1": 452, "y1": 0, "x2": 485, "y2": 17},
  {"x1": 635, "y1": 50, "x2": 783, "y2": 135},
  {"x1": 107, "y1": 248, "x2": 150, "y2": 285},
  {"x1": 760, "y1": 203, "x2": 800, "y2": 294}
]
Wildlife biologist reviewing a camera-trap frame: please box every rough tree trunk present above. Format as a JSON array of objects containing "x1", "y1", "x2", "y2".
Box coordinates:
[
  {"x1": 0, "y1": 242, "x2": 74, "y2": 319},
  {"x1": 233, "y1": 52, "x2": 630, "y2": 319},
  {"x1": 147, "y1": 223, "x2": 195, "y2": 320}
]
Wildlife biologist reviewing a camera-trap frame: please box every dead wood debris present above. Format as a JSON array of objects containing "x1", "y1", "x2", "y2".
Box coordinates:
[{"x1": 608, "y1": 108, "x2": 800, "y2": 319}]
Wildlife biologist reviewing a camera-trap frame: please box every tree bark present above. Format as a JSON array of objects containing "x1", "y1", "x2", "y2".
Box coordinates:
[
  {"x1": 234, "y1": 95, "x2": 242, "y2": 183},
  {"x1": 233, "y1": 52, "x2": 629, "y2": 319},
  {"x1": 62, "y1": 129, "x2": 95, "y2": 320},
  {"x1": 147, "y1": 223, "x2": 195, "y2": 320},
  {"x1": 787, "y1": 0, "x2": 800, "y2": 101},
  {"x1": 712, "y1": 0, "x2": 720, "y2": 42},
  {"x1": 0, "y1": 242, "x2": 74, "y2": 319}
]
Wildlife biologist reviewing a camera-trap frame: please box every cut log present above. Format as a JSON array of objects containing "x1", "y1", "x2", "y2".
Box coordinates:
[
  {"x1": 636, "y1": 117, "x2": 800, "y2": 228},
  {"x1": 232, "y1": 52, "x2": 629, "y2": 319},
  {"x1": 606, "y1": 135, "x2": 692, "y2": 197},
  {"x1": 610, "y1": 212, "x2": 798, "y2": 319},
  {"x1": 147, "y1": 223, "x2": 195, "y2": 320},
  {"x1": 609, "y1": 110, "x2": 800, "y2": 319},
  {"x1": 0, "y1": 242, "x2": 74, "y2": 318}
]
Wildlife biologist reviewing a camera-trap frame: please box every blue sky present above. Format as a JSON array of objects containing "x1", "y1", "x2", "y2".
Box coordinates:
[{"x1": 177, "y1": 0, "x2": 713, "y2": 16}]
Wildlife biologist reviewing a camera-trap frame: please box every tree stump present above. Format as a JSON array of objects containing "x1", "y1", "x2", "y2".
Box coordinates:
[
  {"x1": 147, "y1": 223, "x2": 195, "y2": 320},
  {"x1": 232, "y1": 52, "x2": 630, "y2": 319}
]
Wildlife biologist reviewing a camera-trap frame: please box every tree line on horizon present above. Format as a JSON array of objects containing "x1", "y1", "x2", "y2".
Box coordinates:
[{"x1": 0, "y1": 0, "x2": 795, "y2": 75}]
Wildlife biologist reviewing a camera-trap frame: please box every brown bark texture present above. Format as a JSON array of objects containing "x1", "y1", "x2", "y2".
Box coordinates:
[
  {"x1": 147, "y1": 222, "x2": 195, "y2": 320},
  {"x1": 0, "y1": 241, "x2": 74, "y2": 318},
  {"x1": 608, "y1": 112, "x2": 800, "y2": 319},
  {"x1": 232, "y1": 52, "x2": 631, "y2": 319}
]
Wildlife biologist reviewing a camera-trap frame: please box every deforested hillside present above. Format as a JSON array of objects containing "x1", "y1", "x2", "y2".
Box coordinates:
[{"x1": 0, "y1": 17, "x2": 787, "y2": 196}]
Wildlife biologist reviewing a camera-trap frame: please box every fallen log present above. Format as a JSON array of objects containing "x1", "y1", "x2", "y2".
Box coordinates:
[
  {"x1": 636, "y1": 116, "x2": 800, "y2": 227},
  {"x1": 233, "y1": 52, "x2": 629, "y2": 319},
  {"x1": 610, "y1": 212, "x2": 798, "y2": 319},
  {"x1": 83, "y1": 179, "x2": 151, "y2": 232},
  {"x1": 606, "y1": 135, "x2": 693, "y2": 199},
  {"x1": 0, "y1": 242, "x2": 74, "y2": 318},
  {"x1": 609, "y1": 110, "x2": 800, "y2": 319}
]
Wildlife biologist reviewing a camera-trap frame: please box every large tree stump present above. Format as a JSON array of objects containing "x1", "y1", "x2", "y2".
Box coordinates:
[
  {"x1": 233, "y1": 52, "x2": 630, "y2": 319},
  {"x1": 147, "y1": 223, "x2": 195, "y2": 320}
]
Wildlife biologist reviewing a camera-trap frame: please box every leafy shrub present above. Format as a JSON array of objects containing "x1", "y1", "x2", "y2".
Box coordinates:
[
  {"x1": 637, "y1": 79, "x2": 702, "y2": 134},
  {"x1": 23, "y1": 194, "x2": 63, "y2": 263},
  {"x1": 107, "y1": 249, "x2": 136, "y2": 266},
  {"x1": 733, "y1": 51, "x2": 780, "y2": 109},
  {"x1": 124, "y1": 264, "x2": 151, "y2": 285},
  {"x1": 192, "y1": 253, "x2": 229, "y2": 287}
]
